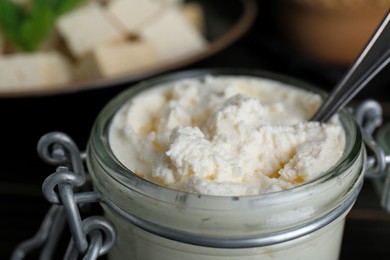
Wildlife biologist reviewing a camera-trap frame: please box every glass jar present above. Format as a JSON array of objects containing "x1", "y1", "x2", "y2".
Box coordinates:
[
  {"x1": 374, "y1": 121, "x2": 390, "y2": 212},
  {"x1": 86, "y1": 69, "x2": 366, "y2": 260}
]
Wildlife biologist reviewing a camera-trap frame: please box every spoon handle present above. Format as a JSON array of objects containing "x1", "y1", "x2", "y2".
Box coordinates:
[{"x1": 311, "y1": 10, "x2": 390, "y2": 122}]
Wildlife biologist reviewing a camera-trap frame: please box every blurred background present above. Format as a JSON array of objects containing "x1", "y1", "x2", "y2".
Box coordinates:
[{"x1": 1, "y1": 0, "x2": 390, "y2": 259}]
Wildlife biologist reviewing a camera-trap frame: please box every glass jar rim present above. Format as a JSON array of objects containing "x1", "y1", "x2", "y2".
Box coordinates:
[{"x1": 87, "y1": 68, "x2": 363, "y2": 205}]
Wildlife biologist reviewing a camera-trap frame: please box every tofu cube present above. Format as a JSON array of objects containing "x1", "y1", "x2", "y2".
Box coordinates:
[
  {"x1": 181, "y1": 2, "x2": 206, "y2": 34},
  {"x1": 140, "y1": 6, "x2": 207, "y2": 62},
  {"x1": 0, "y1": 51, "x2": 72, "y2": 90},
  {"x1": 149, "y1": 0, "x2": 183, "y2": 5},
  {"x1": 107, "y1": 0, "x2": 163, "y2": 33},
  {"x1": 56, "y1": 2, "x2": 124, "y2": 58},
  {"x1": 75, "y1": 41, "x2": 160, "y2": 81}
]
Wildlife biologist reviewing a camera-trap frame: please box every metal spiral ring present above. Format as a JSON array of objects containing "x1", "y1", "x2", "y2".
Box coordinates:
[
  {"x1": 42, "y1": 166, "x2": 86, "y2": 204},
  {"x1": 65, "y1": 216, "x2": 116, "y2": 259},
  {"x1": 82, "y1": 230, "x2": 102, "y2": 260},
  {"x1": 355, "y1": 99, "x2": 383, "y2": 135},
  {"x1": 355, "y1": 99, "x2": 387, "y2": 178},
  {"x1": 37, "y1": 131, "x2": 86, "y2": 179},
  {"x1": 82, "y1": 216, "x2": 117, "y2": 255}
]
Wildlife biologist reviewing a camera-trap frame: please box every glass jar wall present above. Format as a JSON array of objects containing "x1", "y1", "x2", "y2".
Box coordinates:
[{"x1": 86, "y1": 69, "x2": 366, "y2": 260}]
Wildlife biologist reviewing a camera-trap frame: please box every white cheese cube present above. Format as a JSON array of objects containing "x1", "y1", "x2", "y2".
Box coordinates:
[
  {"x1": 149, "y1": 0, "x2": 183, "y2": 5},
  {"x1": 140, "y1": 6, "x2": 207, "y2": 62},
  {"x1": 75, "y1": 41, "x2": 160, "y2": 80},
  {"x1": 107, "y1": 0, "x2": 164, "y2": 33},
  {"x1": 181, "y1": 2, "x2": 205, "y2": 34},
  {"x1": 56, "y1": 2, "x2": 124, "y2": 58},
  {"x1": 0, "y1": 51, "x2": 72, "y2": 90}
]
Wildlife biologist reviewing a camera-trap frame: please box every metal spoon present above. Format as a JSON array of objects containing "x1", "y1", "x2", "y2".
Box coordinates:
[{"x1": 311, "y1": 10, "x2": 390, "y2": 122}]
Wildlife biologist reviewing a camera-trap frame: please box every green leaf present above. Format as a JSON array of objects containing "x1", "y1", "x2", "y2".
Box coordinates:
[
  {"x1": 54, "y1": 0, "x2": 85, "y2": 15},
  {"x1": 0, "y1": 0, "x2": 86, "y2": 52},
  {"x1": 0, "y1": 0, "x2": 27, "y2": 50},
  {"x1": 19, "y1": 6, "x2": 56, "y2": 51}
]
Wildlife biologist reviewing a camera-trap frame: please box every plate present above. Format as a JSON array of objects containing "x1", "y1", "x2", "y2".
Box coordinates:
[{"x1": 0, "y1": 0, "x2": 257, "y2": 98}]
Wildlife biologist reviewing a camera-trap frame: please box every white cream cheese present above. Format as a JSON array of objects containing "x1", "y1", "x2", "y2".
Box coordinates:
[{"x1": 109, "y1": 75, "x2": 345, "y2": 196}]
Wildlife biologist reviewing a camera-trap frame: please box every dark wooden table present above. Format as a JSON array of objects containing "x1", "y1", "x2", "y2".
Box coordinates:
[{"x1": 1, "y1": 1, "x2": 390, "y2": 259}]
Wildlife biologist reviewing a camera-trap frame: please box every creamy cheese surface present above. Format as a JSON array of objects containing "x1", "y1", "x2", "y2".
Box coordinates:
[{"x1": 109, "y1": 75, "x2": 345, "y2": 196}]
